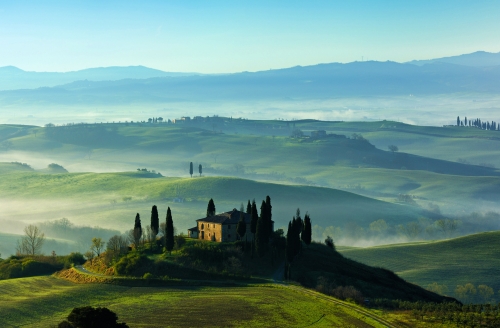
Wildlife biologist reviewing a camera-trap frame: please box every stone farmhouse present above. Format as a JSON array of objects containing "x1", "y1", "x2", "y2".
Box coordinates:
[{"x1": 188, "y1": 208, "x2": 262, "y2": 242}]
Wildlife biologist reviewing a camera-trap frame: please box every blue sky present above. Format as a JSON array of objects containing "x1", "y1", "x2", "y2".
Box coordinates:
[{"x1": 0, "y1": 0, "x2": 499, "y2": 73}]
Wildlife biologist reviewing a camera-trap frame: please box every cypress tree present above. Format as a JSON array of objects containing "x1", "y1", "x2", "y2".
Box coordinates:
[
  {"x1": 198, "y1": 164, "x2": 202, "y2": 177},
  {"x1": 265, "y1": 195, "x2": 273, "y2": 236},
  {"x1": 189, "y1": 162, "x2": 193, "y2": 177},
  {"x1": 301, "y1": 213, "x2": 312, "y2": 246},
  {"x1": 255, "y1": 215, "x2": 267, "y2": 257},
  {"x1": 236, "y1": 205, "x2": 247, "y2": 244},
  {"x1": 457, "y1": 116, "x2": 460, "y2": 127},
  {"x1": 207, "y1": 198, "x2": 216, "y2": 217},
  {"x1": 165, "y1": 207, "x2": 174, "y2": 254},
  {"x1": 260, "y1": 200, "x2": 268, "y2": 243},
  {"x1": 465, "y1": 117, "x2": 468, "y2": 126},
  {"x1": 246, "y1": 200, "x2": 252, "y2": 214},
  {"x1": 133, "y1": 213, "x2": 142, "y2": 249},
  {"x1": 250, "y1": 199, "x2": 258, "y2": 257},
  {"x1": 150, "y1": 205, "x2": 159, "y2": 238}
]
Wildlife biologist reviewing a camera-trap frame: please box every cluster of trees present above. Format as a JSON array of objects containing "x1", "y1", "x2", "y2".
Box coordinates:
[
  {"x1": 284, "y1": 208, "x2": 312, "y2": 279},
  {"x1": 456, "y1": 116, "x2": 500, "y2": 130},
  {"x1": 189, "y1": 162, "x2": 202, "y2": 177},
  {"x1": 147, "y1": 117, "x2": 164, "y2": 124},
  {"x1": 375, "y1": 299, "x2": 500, "y2": 327},
  {"x1": 130, "y1": 205, "x2": 175, "y2": 254}
]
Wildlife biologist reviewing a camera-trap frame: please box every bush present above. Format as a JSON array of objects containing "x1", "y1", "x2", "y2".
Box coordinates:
[
  {"x1": 64, "y1": 252, "x2": 86, "y2": 267},
  {"x1": 143, "y1": 272, "x2": 154, "y2": 279},
  {"x1": 59, "y1": 306, "x2": 129, "y2": 327},
  {"x1": 114, "y1": 253, "x2": 151, "y2": 276}
]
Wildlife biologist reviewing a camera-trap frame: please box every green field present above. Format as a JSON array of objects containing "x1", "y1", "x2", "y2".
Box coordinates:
[
  {"x1": 0, "y1": 276, "x2": 387, "y2": 328},
  {"x1": 339, "y1": 231, "x2": 500, "y2": 302},
  {"x1": 0, "y1": 163, "x2": 426, "y2": 256},
  {"x1": 1, "y1": 121, "x2": 499, "y2": 216}
]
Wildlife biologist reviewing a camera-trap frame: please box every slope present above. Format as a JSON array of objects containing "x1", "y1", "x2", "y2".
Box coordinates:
[{"x1": 339, "y1": 231, "x2": 500, "y2": 301}]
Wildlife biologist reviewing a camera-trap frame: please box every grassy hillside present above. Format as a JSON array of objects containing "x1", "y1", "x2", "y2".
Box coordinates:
[
  {"x1": 290, "y1": 242, "x2": 455, "y2": 304},
  {"x1": 1, "y1": 122, "x2": 498, "y2": 216},
  {"x1": 0, "y1": 276, "x2": 387, "y2": 327},
  {"x1": 0, "y1": 166, "x2": 426, "y2": 255},
  {"x1": 339, "y1": 231, "x2": 500, "y2": 302}
]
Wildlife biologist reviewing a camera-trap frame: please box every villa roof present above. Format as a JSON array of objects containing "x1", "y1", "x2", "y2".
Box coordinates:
[
  {"x1": 188, "y1": 226, "x2": 199, "y2": 232},
  {"x1": 197, "y1": 209, "x2": 252, "y2": 225}
]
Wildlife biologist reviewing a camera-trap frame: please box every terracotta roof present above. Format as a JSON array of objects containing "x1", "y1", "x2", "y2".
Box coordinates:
[{"x1": 197, "y1": 208, "x2": 251, "y2": 225}]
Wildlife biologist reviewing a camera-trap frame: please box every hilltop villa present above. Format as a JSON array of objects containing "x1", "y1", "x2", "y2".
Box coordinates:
[{"x1": 188, "y1": 208, "x2": 268, "y2": 242}]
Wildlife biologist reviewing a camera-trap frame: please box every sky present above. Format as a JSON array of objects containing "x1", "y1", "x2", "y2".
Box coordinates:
[{"x1": 0, "y1": 0, "x2": 499, "y2": 73}]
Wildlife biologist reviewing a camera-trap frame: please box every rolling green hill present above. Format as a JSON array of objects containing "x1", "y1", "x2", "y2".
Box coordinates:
[
  {"x1": 0, "y1": 165, "x2": 426, "y2": 256},
  {"x1": 339, "y1": 231, "x2": 500, "y2": 302},
  {"x1": 1, "y1": 121, "x2": 499, "y2": 216},
  {"x1": 0, "y1": 276, "x2": 389, "y2": 327}
]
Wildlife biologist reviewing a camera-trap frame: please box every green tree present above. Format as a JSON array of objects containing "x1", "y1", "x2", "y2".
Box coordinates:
[
  {"x1": 301, "y1": 212, "x2": 312, "y2": 246},
  {"x1": 133, "y1": 213, "x2": 142, "y2": 249},
  {"x1": 265, "y1": 195, "x2": 273, "y2": 237},
  {"x1": 250, "y1": 199, "x2": 258, "y2": 257},
  {"x1": 246, "y1": 200, "x2": 251, "y2": 214},
  {"x1": 206, "y1": 198, "x2": 216, "y2": 217},
  {"x1": 259, "y1": 200, "x2": 269, "y2": 243},
  {"x1": 388, "y1": 144, "x2": 399, "y2": 154},
  {"x1": 189, "y1": 162, "x2": 193, "y2": 177},
  {"x1": 165, "y1": 207, "x2": 174, "y2": 254},
  {"x1": 90, "y1": 237, "x2": 105, "y2": 257},
  {"x1": 457, "y1": 116, "x2": 460, "y2": 126},
  {"x1": 59, "y1": 306, "x2": 129, "y2": 328},
  {"x1": 198, "y1": 164, "x2": 202, "y2": 177},
  {"x1": 237, "y1": 204, "x2": 247, "y2": 241},
  {"x1": 150, "y1": 205, "x2": 159, "y2": 239},
  {"x1": 255, "y1": 214, "x2": 267, "y2": 257}
]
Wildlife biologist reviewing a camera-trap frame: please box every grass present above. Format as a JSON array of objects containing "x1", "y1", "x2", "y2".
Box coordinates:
[
  {"x1": 339, "y1": 231, "x2": 500, "y2": 301},
  {"x1": 1, "y1": 121, "x2": 499, "y2": 216},
  {"x1": 0, "y1": 168, "x2": 424, "y2": 252},
  {"x1": 0, "y1": 276, "x2": 387, "y2": 328}
]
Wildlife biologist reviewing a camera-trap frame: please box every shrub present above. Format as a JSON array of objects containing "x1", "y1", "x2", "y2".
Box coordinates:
[
  {"x1": 59, "y1": 306, "x2": 129, "y2": 327},
  {"x1": 114, "y1": 253, "x2": 151, "y2": 276},
  {"x1": 143, "y1": 272, "x2": 154, "y2": 279},
  {"x1": 64, "y1": 252, "x2": 86, "y2": 267}
]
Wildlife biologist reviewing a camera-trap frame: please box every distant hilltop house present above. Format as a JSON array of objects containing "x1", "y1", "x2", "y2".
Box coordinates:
[{"x1": 188, "y1": 208, "x2": 273, "y2": 242}]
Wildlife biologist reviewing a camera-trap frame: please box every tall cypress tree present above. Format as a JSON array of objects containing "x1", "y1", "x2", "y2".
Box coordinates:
[
  {"x1": 150, "y1": 205, "x2": 159, "y2": 238},
  {"x1": 246, "y1": 200, "x2": 252, "y2": 214},
  {"x1": 250, "y1": 199, "x2": 258, "y2": 257},
  {"x1": 207, "y1": 198, "x2": 216, "y2": 217},
  {"x1": 133, "y1": 213, "x2": 142, "y2": 249},
  {"x1": 255, "y1": 215, "x2": 267, "y2": 257},
  {"x1": 198, "y1": 164, "x2": 202, "y2": 177},
  {"x1": 165, "y1": 207, "x2": 174, "y2": 254},
  {"x1": 259, "y1": 200, "x2": 268, "y2": 242},
  {"x1": 457, "y1": 116, "x2": 460, "y2": 127},
  {"x1": 265, "y1": 195, "x2": 273, "y2": 236},
  {"x1": 189, "y1": 162, "x2": 193, "y2": 177},
  {"x1": 236, "y1": 205, "x2": 247, "y2": 244},
  {"x1": 301, "y1": 213, "x2": 312, "y2": 246}
]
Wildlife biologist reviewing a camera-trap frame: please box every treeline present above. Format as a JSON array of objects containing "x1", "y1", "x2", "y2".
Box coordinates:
[
  {"x1": 456, "y1": 116, "x2": 499, "y2": 130},
  {"x1": 373, "y1": 299, "x2": 500, "y2": 327}
]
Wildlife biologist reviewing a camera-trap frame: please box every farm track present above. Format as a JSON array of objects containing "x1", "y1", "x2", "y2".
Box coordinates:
[
  {"x1": 69, "y1": 266, "x2": 400, "y2": 328},
  {"x1": 283, "y1": 284, "x2": 400, "y2": 328}
]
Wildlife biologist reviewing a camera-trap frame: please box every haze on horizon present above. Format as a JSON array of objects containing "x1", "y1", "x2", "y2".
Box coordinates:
[{"x1": 1, "y1": 0, "x2": 500, "y2": 73}]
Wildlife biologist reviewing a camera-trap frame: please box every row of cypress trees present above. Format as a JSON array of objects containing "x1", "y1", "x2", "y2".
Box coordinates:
[{"x1": 133, "y1": 205, "x2": 175, "y2": 254}]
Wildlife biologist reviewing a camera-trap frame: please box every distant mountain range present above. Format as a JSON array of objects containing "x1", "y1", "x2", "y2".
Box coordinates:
[
  {"x1": 0, "y1": 65, "x2": 199, "y2": 91},
  {"x1": 407, "y1": 51, "x2": 500, "y2": 67},
  {"x1": 0, "y1": 51, "x2": 499, "y2": 105}
]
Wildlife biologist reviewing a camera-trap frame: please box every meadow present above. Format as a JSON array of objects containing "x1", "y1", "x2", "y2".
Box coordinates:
[
  {"x1": 339, "y1": 231, "x2": 500, "y2": 303},
  {"x1": 0, "y1": 276, "x2": 387, "y2": 328}
]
